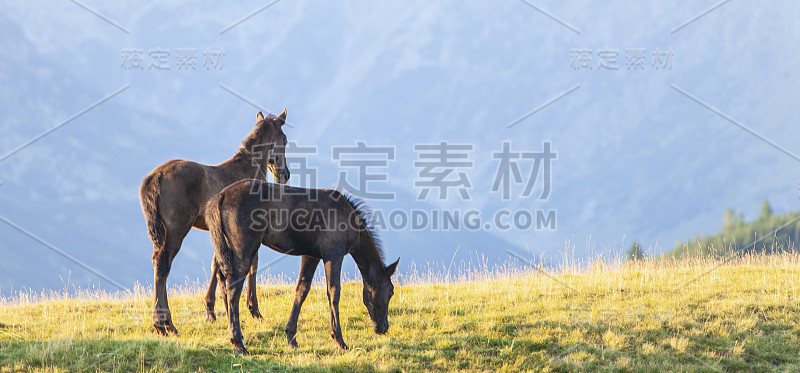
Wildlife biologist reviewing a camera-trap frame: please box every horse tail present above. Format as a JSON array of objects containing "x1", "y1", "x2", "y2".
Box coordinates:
[
  {"x1": 140, "y1": 172, "x2": 166, "y2": 249},
  {"x1": 207, "y1": 192, "x2": 235, "y2": 277}
]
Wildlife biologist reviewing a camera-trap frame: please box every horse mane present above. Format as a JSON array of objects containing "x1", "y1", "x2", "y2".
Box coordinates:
[
  {"x1": 237, "y1": 113, "x2": 277, "y2": 156},
  {"x1": 341, "y1": 192, "x2": 385, "y2": 264}
]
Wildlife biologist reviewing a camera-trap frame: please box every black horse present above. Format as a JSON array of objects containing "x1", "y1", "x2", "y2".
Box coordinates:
[{"x1": 204, "y1": 179, "x2": 399, "y2": 354}]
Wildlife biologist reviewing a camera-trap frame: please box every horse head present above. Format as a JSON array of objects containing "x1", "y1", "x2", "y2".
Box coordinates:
[
  {"x1": 363, "y1": 258, "x2": 399, "y2": 334},
  {"x1": 247, "y1": 109, "x2": 290, "y2": 184}
]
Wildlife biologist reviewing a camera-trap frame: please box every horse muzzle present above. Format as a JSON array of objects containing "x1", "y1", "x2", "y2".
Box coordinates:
[
  {"x1": 374, "y1": 321, "x2": 389, "y2": 335},
  {"x1": 278, "y1": 169, "x2": 290, "y2": 184}
]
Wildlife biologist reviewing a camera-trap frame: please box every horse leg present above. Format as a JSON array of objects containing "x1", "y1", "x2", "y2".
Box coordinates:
[
  {"x1": 324, "y1": 256, "x2": 347, "y2": 350},
  {"x1": 246, "y1": 251, "x2": 263, "y2": 319},
  {"x1": 204, "y1": 255, "x2": 219, "y2": 322},
  {"x1": 218, "y1": 264, "x2": 229, "y2": 318},
  {"x1": 285, "y1": 256, "x2": 320, "y2": 348},
  {"x1": 152, "y1": 235, "x2": 184, "y2": 336},
  {"x1": 224, "y1": 272, "x2": 248, "y2": 354}
]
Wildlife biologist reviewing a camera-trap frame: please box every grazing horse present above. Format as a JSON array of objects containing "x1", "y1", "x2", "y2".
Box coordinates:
[
  {"x1": 139, "y1": 110, "x2": 290, "y2": 336},
  {"x1": 204, "y1": 179, "x2": 399, "y2": 354}
]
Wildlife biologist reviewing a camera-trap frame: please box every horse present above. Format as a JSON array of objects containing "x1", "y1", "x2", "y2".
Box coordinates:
[
  {"x1": 204, "y1": 179, "x2": 399, "y2": 354},
  {"x1": 139, "y1": 110, "x2": 290, "y2": 336}
]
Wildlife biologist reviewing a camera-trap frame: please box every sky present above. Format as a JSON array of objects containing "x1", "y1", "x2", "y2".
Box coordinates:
[{"x1": 1, "y1": 0, "x2": 799, "y2": 296}]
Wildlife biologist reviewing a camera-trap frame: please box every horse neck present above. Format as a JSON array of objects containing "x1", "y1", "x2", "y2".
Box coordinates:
[
  {"x1": 236, "y1": 128, "x2": 274, "y2": 177},
  {"x1": 239, "y1": 121, "x2": 274, "y2": 154},
  {"x1": 219, "y1": 153, "x2": 265, "y2": 181},
  {"x1": 351, "y1": 236, "x2": 385, "y2": 283}
]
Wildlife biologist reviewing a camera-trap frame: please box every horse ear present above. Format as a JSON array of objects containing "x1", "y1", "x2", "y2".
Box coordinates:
[
  {"x1": 276, "y1": 108, "x2": 287, "y2": 126},
  {"x1": 257, "y1": 111, "x2": 264, "y2": 122},
  {"x1": 385, "y1": 258, "x2": 399, "y2": 277}
]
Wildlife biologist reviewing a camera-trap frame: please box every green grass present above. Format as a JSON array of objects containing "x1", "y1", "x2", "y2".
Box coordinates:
[{"x1": 3, "y1": 255, "x2": 800, "y2": 372}]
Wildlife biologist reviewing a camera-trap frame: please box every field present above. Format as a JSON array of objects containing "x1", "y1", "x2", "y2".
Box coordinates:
[{"x1": 2, "y1": 255, "x2": 800, "y2": 372}]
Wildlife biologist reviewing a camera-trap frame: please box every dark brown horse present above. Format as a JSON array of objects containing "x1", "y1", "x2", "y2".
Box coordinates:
[
  {"x1": 204, "y1": 179, "x2": 398, "y2": 354},
  {"x1": 139, "y1": 110, "x2": 289, "y2": 335}
]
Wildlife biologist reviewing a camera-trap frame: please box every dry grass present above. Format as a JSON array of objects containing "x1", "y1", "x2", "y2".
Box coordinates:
[{"x1": 2, "y1": 253, "x2": 800, "y2": 371}]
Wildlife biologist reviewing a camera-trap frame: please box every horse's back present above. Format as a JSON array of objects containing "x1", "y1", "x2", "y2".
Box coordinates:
[
  {"x1": 148, "y1": 159, "x2": 207, "y2": 184},
  {"x1": 217, "y1": 180, "x2": 350, "y2": 213},
  {"x1": 211, "y1": 179, "x2": 268, "y2": 223}
]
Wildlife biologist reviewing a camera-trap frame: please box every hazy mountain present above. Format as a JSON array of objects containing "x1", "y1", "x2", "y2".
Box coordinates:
[{"x1": 1, "y1": 1, "x2": 799, "y2": 296}]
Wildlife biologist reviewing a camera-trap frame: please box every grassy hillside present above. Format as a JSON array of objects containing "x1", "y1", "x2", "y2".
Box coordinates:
[
  {"x1": 667, "y1": 201, "x2": 800, "y2": 259},
  {"x1": 2, "y1": 255, "x2": 800, "y2": 372}
]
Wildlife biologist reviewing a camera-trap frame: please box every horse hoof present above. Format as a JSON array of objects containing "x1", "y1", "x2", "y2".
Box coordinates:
[
  {"x1": 164, "y1": 321, "x2": 178, "y2": 337},
  {"x1": 153, "y1": 324, "x2": 169, "y2": 336},
  {"x1": 206, "y1": 314, "x2": 217, "y2": 323},
  {"x1": 248, "y1": 306, "x2": 263, "y2": 320},
  {"x1": 154, "y1": 322, "x2": 179, "y2": 336},
  {"x1": 231, "y1": 339, "x2": 248, "y2": 355}
]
